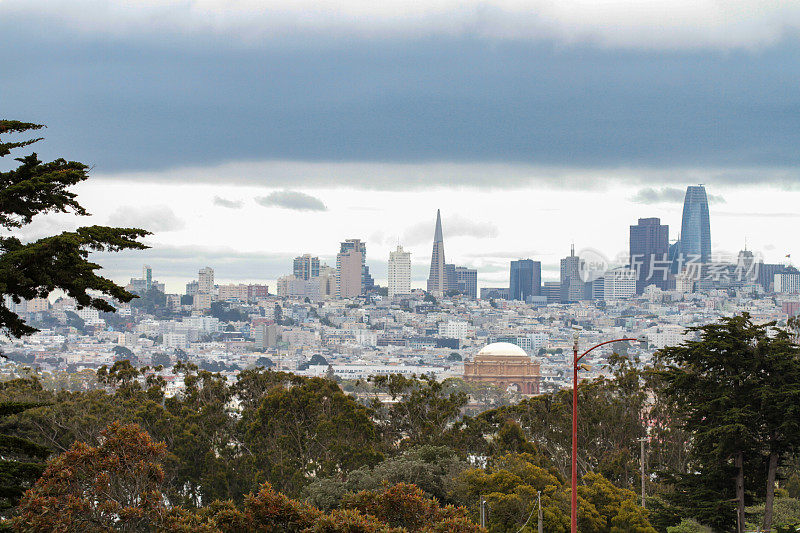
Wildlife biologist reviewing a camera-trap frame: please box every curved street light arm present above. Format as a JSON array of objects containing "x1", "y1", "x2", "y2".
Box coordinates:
[{"x1": 576, "y1": 337, "x2": 638, "y2": 364}]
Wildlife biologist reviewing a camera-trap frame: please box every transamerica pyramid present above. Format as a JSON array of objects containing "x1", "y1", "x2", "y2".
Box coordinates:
[{"x1": 426, "y1": 209, "x2": 447, "y2": 297}]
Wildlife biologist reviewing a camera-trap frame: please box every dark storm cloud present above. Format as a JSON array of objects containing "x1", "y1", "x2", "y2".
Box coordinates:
[
  {"x1": 3, "y1": 18, "x2": 800, "y2": 188},
  {"x1": 255, "y1": 191, "x2": 327, "y2": 211}
]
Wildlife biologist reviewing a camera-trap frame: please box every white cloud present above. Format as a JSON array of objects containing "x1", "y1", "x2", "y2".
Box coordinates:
[
  {"x1": 255, "y1": 190, "x2": 327, "y2": 211},
  {"x1": 402, "y1": 214, "x2": 499, "y2": 245},
  {"x1": 4, "y1": 0, "x2": 800, "y2": 49},
  {"x1": 107, "y1": 205, "x2": 185, "y2": 232},
  {"x1": 213, "y1": 196, "x2": 243, "y2": 209}
]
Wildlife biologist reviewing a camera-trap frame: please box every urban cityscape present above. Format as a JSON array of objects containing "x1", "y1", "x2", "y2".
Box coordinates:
[
  {"x1": 4, "y1": 1, "x2": 800, "y2": 531},
  {"x1": 4, "y1": 184, "x2": 797, "y2": 398}
]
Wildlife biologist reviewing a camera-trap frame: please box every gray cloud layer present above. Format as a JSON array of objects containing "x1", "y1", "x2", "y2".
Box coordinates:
[
  {"x1": 631, "y1": 187, "x2": 727, "y2": 204},
  {"x1": 4, "y1": 21, "x2": 800, "y2": 187},
  {"x1": 213, "y1": 196, "x2": 243, "y2": 209},
  {"x1": 255, "y1": 190, "x2": 328, "y2": 211}
]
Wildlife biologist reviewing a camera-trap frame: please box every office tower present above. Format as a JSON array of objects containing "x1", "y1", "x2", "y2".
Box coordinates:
[
  {"x1": 339, "y1": 239, "x2": 373, "y2": 293},
  {"x1": 455, "y1": 266, "x2": 478, "y2": 299},
  {"x1": 629, "y1": 217, "x2": 669, "y2": 293},
  {"x1": 757, "y1": 262, "x2": 784, "y2": 292},
  {"x1": 679, "y1": 185, "x2": 712, "y2": 264},
  {"x1": 560, "y1": 245, "x2": 587, "y2": 303},
  {"x1": 591, "y1": 277, "x2": 605, "y2": 300},
  {"x1": 198, "y1": 267, "x2": 214, "y2": 293},
  {"x1": 293, "y1": 254, "x2": 320, "y2": 281},
  {"x1": 444, "y1": 263, "x2": 458, "y2": 294},
  {"x1": 336, "y1": 246, "x2": 363, "y2": 298},
  {"x1": 543, "y1": 281, "x2": 561, "y2": 304},
  {"x1": 427, "y1": 210, "x2": 447, "y2": 297},
  {"x1": 603, "y1": 267, "x2": 637, "y2": 301},
  {"x1": 143, "y1": 265, "x2": 152, "y2": 291},
  {"x1": 388, "y1": 245, "x2": 411, "y2": 298},
  {"x1": 509, "y1": 259, "x2": 542, "y2": 302},
  {"x1": 735, "y1": 249, "x2": 757, "y2": 285}
]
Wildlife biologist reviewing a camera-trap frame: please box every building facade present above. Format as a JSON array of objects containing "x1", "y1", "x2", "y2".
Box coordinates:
[
  {"x1": 463, "y1": 342, "x2": 541, "y2": 395},
  {"x1": 679, "y1": 185, "x2": 712, "y2": 265},
  {"x1": 388, "y1": 245, "x2": 411, "y2": 298},
  {"x1": 293, "y1": 254, "x2": 320, "y2": 281},
  {"x1": 509, "y1": 259, "x2": 542, "y2": 301},
  {"x1": 198, "y1": 267, "x2": 215, "y2": 294},
  {"x1": 455, "y1": 266, "x2": 478, "y2": 299},
  {"x1": 629, "y1": 217, "x2": 669, "y2": 293},
  {"x1": 336, "y1": 247, "x2": 364, "y2": 299},
  {"x1": 560, "y1": 246, "x2": 587, "y2": 303}
]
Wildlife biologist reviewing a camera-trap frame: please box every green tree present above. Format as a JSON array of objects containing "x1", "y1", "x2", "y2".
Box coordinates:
[
  {"x1": 0, "y1": 388, "x2": 49, "y2": 524},
  {"x1": 655, "y1": 314, "x2": 800, "y2": 531},
  {"x1": 0, "y1": 120, "x2": 148, "y2": 340},
  {"x1": 244, "y1": 376, "x2": 383, "y2": 496}
]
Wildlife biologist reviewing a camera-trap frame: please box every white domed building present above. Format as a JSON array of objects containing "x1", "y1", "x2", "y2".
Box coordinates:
[{"x1": 463, "y1": 342, "x2": 541, "y2": 395}]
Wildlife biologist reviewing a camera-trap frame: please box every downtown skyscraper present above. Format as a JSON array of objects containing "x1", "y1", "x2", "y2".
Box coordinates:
[
  {"x1": 427, "y1": 210, "x2": 447, "y2": 297},
  {"x1": 629, "y1": 218, "x2": 669, "y2": 293},
  {"x1": 509, "y1": 259, "x2": 542, "y2": 301},
  {"x1": 679, "y1": 185, "x2": 712, "y2": 264}
]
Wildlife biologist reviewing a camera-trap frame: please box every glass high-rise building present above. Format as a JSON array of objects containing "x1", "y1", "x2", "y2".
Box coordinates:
[
  {"x1": 629, "y1": 218, "x2": 669, "y2": 293},
  {"x1": 509, "y1": 259, "x2": 542, "y2": 301},
  {"x1": 679, "y1": 185, "x2": 711, "y2": 264}
]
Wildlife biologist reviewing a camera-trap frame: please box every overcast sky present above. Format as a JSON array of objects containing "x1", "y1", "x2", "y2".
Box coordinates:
[{"x1": 2, "y1": 0, "x2": 800, "y2": 292}]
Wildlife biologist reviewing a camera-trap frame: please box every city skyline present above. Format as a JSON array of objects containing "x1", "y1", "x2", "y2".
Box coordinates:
[
  {"x1": 3, "y1": 2, "x2": 800, "y2": 296},
  {"x1": 70, "y1": 181, "x2": 796, "y2": 295}
]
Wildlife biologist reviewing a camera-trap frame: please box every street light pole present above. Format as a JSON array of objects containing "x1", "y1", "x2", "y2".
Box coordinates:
[{"x1": 571, "y1": 336, "x2": 641, "y2": 533}]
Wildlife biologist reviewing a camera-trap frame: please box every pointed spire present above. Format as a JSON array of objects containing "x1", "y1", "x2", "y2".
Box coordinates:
[
  {"x1": 434, "y1": 209, "x2": 443, "y2": 242},
  {"x1": 427, "y1": 209, "x2": 447, "y2": 297}
]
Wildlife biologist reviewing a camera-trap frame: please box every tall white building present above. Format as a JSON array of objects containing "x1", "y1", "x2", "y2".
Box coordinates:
[
  {"x1": 775, "y1": 268, "x2": 800, "y2": 294},
  {"x1": 388, "y1": 245, "x2": 411, "y2": 298},
  {"x1": 198, "y1": 267, "x2": 215, "y2": 293},
  {"x1": 604, "y1": 267, "x2": 636, "y2": 301}
]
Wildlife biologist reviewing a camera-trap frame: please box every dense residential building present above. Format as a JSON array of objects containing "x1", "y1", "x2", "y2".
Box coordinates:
[
  {"x1": 388, "y1": 245, "x2": 411, "y2": 298},
  {"x1": 775, "y1": 266, "x2": 800, "y2": 294},
  {"x1": 629, "y1": 217, "x2": 669, "y2": 293},
  {"x1": 198, "y1": 267, "x2": 215, "y2": 294},
  {"x1": 427, "y1": 210, "x2": 447, "y2": 297},
  {"x1": 339, "y1": 239, "x2": 374, "y2": 293},
  {"x1": 454, "y1": 266, "x2": 478, "y2": 299},
  {"x1": 509, "y1": 259, "x2": 542, "y2": 302},
  {"x1": 678, "y1": 185, "x2": 712, "y2": 265},
  {"x1": 293, "y1": 254, "x2": 320, "y2": 281}
]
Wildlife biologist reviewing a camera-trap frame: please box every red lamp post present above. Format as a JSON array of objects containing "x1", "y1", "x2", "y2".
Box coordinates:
[{"x1": 571, "y1": 336, "x2": 642, "y2": 533}]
